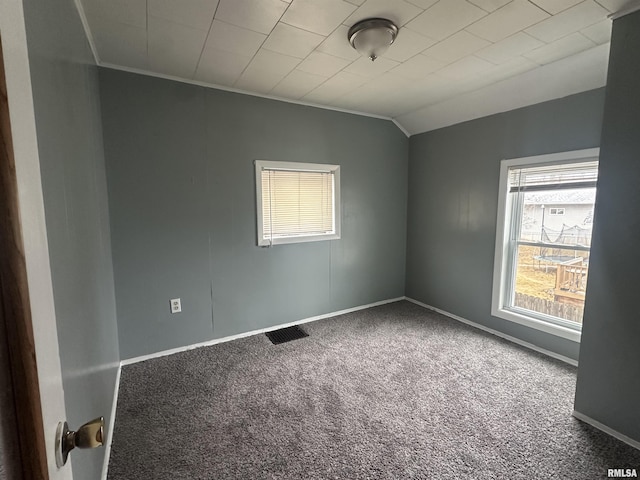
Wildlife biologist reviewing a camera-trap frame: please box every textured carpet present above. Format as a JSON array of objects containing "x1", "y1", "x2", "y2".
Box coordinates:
[{"x1": 108, "y1": 301, "x2": 640, "y2": 479}]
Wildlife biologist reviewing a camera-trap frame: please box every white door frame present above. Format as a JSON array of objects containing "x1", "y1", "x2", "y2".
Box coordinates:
[{"x1": 0, "y1": 1, "x2": 72, "y2": 478}]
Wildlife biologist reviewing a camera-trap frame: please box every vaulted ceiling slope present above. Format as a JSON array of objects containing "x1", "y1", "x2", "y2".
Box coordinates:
[{"x1": 77, "y1": 0, "x2": 627, "y2": 135}]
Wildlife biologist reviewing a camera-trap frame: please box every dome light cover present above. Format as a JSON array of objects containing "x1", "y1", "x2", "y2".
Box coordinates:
[{"x1": 348, "y1": 18, "x2": 398, "y2": 62}]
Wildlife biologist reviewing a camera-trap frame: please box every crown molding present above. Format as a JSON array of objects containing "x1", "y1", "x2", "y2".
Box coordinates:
[{"x1": 99, "y1": 63, "x2": 413, "y2": 134}]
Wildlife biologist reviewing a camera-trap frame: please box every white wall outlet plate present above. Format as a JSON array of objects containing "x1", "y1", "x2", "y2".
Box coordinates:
[{"x1": 170, "y1": 298, "x2": 181, "y2": 313}]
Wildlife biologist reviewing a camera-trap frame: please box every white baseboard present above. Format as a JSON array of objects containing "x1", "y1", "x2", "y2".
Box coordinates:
[
  {"x1": 121, "y1": 297, "x2": 405, "y2": 366},
  {"x1": 572, "y1": 410, "x2": 640, "y2": 451},
  {"x1": 101, "y1": 363, "x2": 122, "y2": 480},
  {"x1": 404, "y1": 297, "x2": 578, "y2": 367}
]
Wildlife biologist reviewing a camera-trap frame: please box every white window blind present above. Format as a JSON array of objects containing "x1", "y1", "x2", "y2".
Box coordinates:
[
  {"x1": 508, "y1": 160, "x2": 598, "y2": 192},
  {"x1": 262, "y1": 169, "x2": 334, "y2": 238},
  {"x1": 255, "y1": 161, "x2": 341, "y2": 246}
]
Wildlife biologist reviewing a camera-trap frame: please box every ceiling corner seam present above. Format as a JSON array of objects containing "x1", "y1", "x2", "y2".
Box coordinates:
[
  {"x1": 72, "y1": 0, "x2": 100, "y2": 65},
  {"x1": 608, "y1": 0, "x2": 640, "y2": 20},
  {"x1": 391, "y1": 118, "x2": 411, "y2": 138}
]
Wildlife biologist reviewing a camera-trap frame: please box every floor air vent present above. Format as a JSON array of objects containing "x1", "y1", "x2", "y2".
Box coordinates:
[{"x1": 266, "y1": 325, "x2": 308, "y2": 345}]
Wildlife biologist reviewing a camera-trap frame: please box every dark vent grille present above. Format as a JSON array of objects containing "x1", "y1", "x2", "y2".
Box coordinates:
[{"x1": 266, "y1": 325, "x2": 308, "y2": 345}]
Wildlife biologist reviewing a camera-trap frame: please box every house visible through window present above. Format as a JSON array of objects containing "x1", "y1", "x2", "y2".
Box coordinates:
[
  {"x1": 492, "y1": 149, "x2": 599, "y2": 342},
  {"x1": 255, "y1": 160, "x2": 340, "y2": 246}
]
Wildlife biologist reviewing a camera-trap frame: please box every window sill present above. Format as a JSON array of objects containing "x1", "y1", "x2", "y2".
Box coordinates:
[
  {"x1": 258, "y1": 233, "x2": 340, "y2": 247},
  {"x1": 491, "y1": 306, "x2": 581, "y2": 342}
]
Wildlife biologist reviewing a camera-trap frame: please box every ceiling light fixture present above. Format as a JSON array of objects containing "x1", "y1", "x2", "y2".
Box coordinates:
[{"x1": 348, "y1": 18, "x2": 398, "y2": 62}]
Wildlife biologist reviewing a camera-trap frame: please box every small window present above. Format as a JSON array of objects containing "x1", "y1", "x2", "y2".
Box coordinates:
[
  {"x1": 549, "y1": 208, "x2": 565, "y2": 215},
  {"x1": 492, "y1": 149, "x2": 599, "y2": 342},
  {"x1": 255, "y1": 160, "x2": 341, "y2": 246}
]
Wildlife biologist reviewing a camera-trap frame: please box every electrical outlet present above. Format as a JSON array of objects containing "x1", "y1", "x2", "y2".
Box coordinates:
[{"x1": 170, "y1": 298, "x2": 181, "y2": 314}]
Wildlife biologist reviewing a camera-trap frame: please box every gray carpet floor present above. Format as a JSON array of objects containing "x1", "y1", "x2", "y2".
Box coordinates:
[{"x1": 108, "y1": 301, "x2": 640, "y2": 479}]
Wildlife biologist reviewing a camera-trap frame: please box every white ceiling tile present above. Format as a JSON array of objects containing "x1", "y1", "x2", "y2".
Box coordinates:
[
  {"x1": 343, "y1": 56, "x2": 400, "y2": 77},
  {"x1": 263, "y1": 23, "x2": 325, "y2": 59},
  {"x1": 385, "y1": 96, "x2": 432, "y2": 117},
  {"x1": 389, "y1": 75, "x2": 461, "y2": 112},
  {"x1": 206, "y1": 20, "x2": 267, "y2": 57},
  {"x1": 297, "y1": 51, "x2": 352, "y2": 76},
  {"x1": 422, "y1": 30, "x2": 490, "y2": 65},
  {"x1": 281, "y1": 0, "x2": 357, "y2": 35},
  {"x1": 338, "y1": 80, "x2": 411, "y2": 115},
  {"x1": 234, "y1": 72, "x2": 282, "y2": 93},
  {"x1": 405, "y1": 0, "x2": 487, "y2": 41},
  {"x1": 390, "y1": 53, "x2": 446, "y2": 79},
  {"x1": 405, "y1": 0, "x2": 438, "y2": 9},
  {"x1": 436, "y1": 55, "x2": 494, "y2": 80},
  {"x1": 234, "y1": 49, "x2": 302, "y2": 92},
  {"x1": 345, "y1": 0, "x2": 423, "y2": 27},
  {"x1": 525, "y1": 1, "x2": 609, "y2": 43},
  {"x1": 215, "y1": 0, "x2": 288, "y2": 34},
  {"x1": 475, "y1": 32, "x2": 544, "y2": 64},
  {"x1": 340, "y1": 73, "x2": 417, "y2": 114},
  {"x1": 245, "y1": 48, "x2": 302, "y2": 74},
  {"x1": 270, "y1": 69, "x2": 328, "y2": 98},
  {"x1": 467, "y1": 0, "x2": 511, "y2": 13},
  {"x1": 303, "y1": 71, "x2": 368, "y2": 102},
  {"x1": 469, "y1": 56, "x2": 538, "y2": 86},
  {"x1": 303, "y1": 87, "x2": 348, "y2": 105},
  {"x1": 593, "y1": 0, "x2": 634, "y2": 13},
  {"x1": 92, "y1": 19, "x2": 148, "y2": 68},
  {"x1": 195, "y1": 49, "x2": 252, "y2": 86},
  {"x1": 524, "y1": 32, "x2": 595, "y2": 65},
  {"x1": 334, "y1": 91, "x2": 380, "y2": 113},
  {"x1": 148, "y1": 0, "x2": 219, "y2": 30},
  {"x1": 340, "y1": 72, "x2": 415, "y2": 107},
  {"x1": 370, "y1": 71, "x2": 417, "y2": 90},
  {"x1": 316, "y1": 25, "x2": 362, "y2": 60},
  {"x1": 466, "y1": 0, "x2": 549, "y2": 42},
  {"x1": 148, "y1": 16, "x2": 209, "y2": 78},
  {"x1": 83, "y1": 0, "x2": 147, "y2": 28},
  {"x1": 580, "y1": 19, "x2": 612, "y2": 44},
  {"x1": 529, "y1": 0, "x2": 583, "y2": 14},
  {"x1": 397, "y1": 44, "x2": 608, "y2": 134},
  {"x1": 380, "y1": 90, "x2": 430, "y2": 117},
  {"x1": 384, "y1": 28, "x2": 436, "y2": 62}
]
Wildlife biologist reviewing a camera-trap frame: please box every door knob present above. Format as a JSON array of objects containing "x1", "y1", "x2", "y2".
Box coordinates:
[{"x1": 55, "y1": 417, "x2": 104, "y2": 467}]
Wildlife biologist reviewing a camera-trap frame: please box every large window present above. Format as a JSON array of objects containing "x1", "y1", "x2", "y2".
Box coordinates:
[
  {"x1": 492, "y1": 149, "x2": 599, "y2": 341},
  {"x1": 255, "y1": 160, "x2": 341, "y2": 246}
]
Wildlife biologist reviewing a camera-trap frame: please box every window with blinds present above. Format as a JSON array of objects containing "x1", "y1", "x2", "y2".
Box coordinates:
[
  {"x1": 255, "y1": 161, "x2": 341, "y2": 246},
  {"x1": 508, "y1": 160, "x2": 598, "y2": 193},
  {"x1": 491, "y1": 149, "x2": 600, "y2": 343}
]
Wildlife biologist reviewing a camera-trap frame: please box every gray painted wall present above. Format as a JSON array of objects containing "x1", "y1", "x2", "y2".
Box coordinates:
[
  {"x1": 575, "y1": 12, "x2": 640, "y2": 442},
  {"x1": 406, "y1": 88, "x2": 605, "y2": 361},
  {"x1": 22, "y1": 0, "x2": 120, "y2": 478},
  {"x1": 99, "y1": 69, "x2": 408, "y2": 360}
]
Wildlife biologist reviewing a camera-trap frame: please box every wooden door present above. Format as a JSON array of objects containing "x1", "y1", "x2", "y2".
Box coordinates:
[{"x1": 0, "y1": 5, "x2": 73, "y2": 478}]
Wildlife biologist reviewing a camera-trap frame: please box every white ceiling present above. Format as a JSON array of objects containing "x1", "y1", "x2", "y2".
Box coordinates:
[{"x1": 77, "y1": 0, "x2": 631, "y2": 135}]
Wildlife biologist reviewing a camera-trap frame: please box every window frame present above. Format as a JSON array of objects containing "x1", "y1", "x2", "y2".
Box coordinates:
[
  {"x1": 254, "y1": 160, "x2": 341, "y2": 247},
  {"x1": 491, "y1": 148, "x2": 599, "y2": 343}
]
